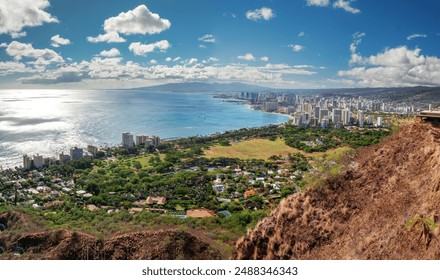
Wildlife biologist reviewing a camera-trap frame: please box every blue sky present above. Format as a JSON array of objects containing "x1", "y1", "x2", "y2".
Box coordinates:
[{"x1": 0, "y1": 0, "x2": 439, "y2": 89}]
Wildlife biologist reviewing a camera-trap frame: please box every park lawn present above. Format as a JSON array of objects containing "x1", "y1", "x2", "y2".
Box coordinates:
[
  {"x1": 309, "y1": 146, "x2": 354, "y2": 162},
  {"x1": 204, "y1": 138, "x2": 307, "y2": 160}
]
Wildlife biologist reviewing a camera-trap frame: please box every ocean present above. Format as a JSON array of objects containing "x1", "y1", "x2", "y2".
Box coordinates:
[{"x1": 0, "y1": 89, "x2": 289, "y2": 168}]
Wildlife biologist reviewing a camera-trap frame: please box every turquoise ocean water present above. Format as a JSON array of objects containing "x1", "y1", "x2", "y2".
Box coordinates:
[{"x1": 0, "y1": 89, "x2": 289, "y2": 168}]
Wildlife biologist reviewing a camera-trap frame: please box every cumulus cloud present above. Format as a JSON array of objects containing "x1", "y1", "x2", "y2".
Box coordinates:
[
  {"x1": 339, "y1": 46, "x2": 440, "y2": 87},
  {"x1": 165, "y1": 57, "x2": 172, "y2": 62},
  {"x1": 87, "y1": 5, "x2": 170, "y2": 43},
  {"x1": 202, "y1": 57, "x2": 219, "y2": 64},
  {"x1": 333, "y1": 0, "x2": 361, "y2": 14},
  {"x1": 306, "y1": 0, "x2": 330, "y2": 7},
  {"x1": 87, "y1": 32, "x2": 126, "y2": 43},
  {"x1": 129, "y1": 40, "x2": 171, "y2": 56},
  {"x1": 246, "y1": 7, "x2": 275, "y2": 21},
  {"x1": 237, "y1": 53, "x2": 256, "y2": 61},
  {"x1": 2, "y1": 41, "x2": 64, "y2": 65},
  {"x1": 11, "y1": 31, "x2": 27, "y2": 39},
  {"x1": 198, "y1": 34, "x2": 216, "y2": 43},
  {"x1": 150, "y1": 59, "x2": 157, "y2": 64},
  {"x1": 17, "y1": 56, "x2": 317, "y2": 87},
  {"x1": 289, "y1": 44, "x2": 304, "y2": 52},
  {"x1": 99, "y1": 48, "x2": 121, "y2": 57},
  {"x1": 185, "y1": 58, "x2": 198, "y2": 65},
  {"x1": 261, "y1": 56, "x2": 269, "y2": 62},
  {"x1": 407, "y1": 33, "x2": 427, "y2": 40},
  {"x1": 0, "y1": 0, "x2": 58, "y2": 37},
  {"x1": 51, "y1": 35, "x2": 71, "y2": 48},
  {"x1": 0, "y1": 61, "x2": 34, "y2": 76},
  {"x1": 298, "y1": 31, "x2": 305, "y2": 37}
]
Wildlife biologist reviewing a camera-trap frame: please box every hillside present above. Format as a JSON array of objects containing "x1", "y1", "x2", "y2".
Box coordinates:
[
  {"x1": 234, "y1": 121, "x2": 440, "y2": 259},
  {"x1": 133, "y1": 82, "x2": 274, "y2": 92},
  {"x1": 0, "y1": 211, "x2": 221, "y2": 260}
]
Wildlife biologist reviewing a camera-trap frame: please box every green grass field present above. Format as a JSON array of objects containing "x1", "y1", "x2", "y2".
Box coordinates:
[{"x1": 203, "y1": 138, "x2": 307, "y2": 160}]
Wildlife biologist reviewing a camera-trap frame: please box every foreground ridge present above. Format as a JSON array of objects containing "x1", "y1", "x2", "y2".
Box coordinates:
[{"x1": 234, "y1": 121, "x2": 440, "y2": 260}]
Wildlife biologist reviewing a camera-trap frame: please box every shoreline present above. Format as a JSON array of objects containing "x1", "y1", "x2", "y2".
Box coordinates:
[
  {"x1": 0, "y1": 99, "x2": 291, "y2": 170},
  {"x1": 245, "y1": 103, "x2": 294, "y2": 121}
]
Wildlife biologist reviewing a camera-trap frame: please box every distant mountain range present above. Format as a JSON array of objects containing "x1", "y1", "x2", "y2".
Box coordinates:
[
  {"x1": 132, "y1": 82, "x2": 440, "y2": 104},
  {"x1": 132, "y1": 82, "x2": 276, "y2": 93}
]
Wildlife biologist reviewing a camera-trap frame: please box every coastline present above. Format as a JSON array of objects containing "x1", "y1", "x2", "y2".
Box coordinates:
[
  {"x1": 0, "y1": 90, "x2": 292, "y2": 169},
  {"x1": 245, "y1": 103, "x2": 294, "y2": 121}
]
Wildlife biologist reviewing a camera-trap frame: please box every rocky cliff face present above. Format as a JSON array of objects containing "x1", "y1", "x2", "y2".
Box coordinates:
[{"x1": 234, "y1": 122, "x2": 440, "y2": 259}]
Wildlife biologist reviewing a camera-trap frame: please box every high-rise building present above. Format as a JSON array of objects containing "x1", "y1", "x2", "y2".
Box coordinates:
[
  {"x1": 59, "y1": 152, "x2": 71, "y2": 165},
  {"x1": 70, "y1": 147, "x2": 84, "y2": 160},
  {"x1": 319, "y1": 109, "x2": 328, "y2": 122},
  {"x1": 33, "y1": 154, "x2": 43, "y2": 169},
  {"x1": 263, "y1": 102, "x2": 278, "y2": 112},
  {"x1": 151, "y1": 136, "x2": 161, "y2": 146},
  {"x1": 122, "y1": 132, "x2": 134, "y2": 149},
  {"x1": 135, "y1": 135, "x2": 148, "y2": 146},
  {"x1": 87, "y1": 145, "x2": 98, "y2": 156},
  {"x1": 314, "y1": 107, "x2": 320, "y2": 119},
  {"x1": 332, "y1": 109, "x2": 342, "y2": 124},
  {"x1": 358, "y1": 110, "x2": 365, "y2": 127},
  {"x1": 23, "y1": 154, "x2": 32, "y2": 170},
  {"x1": 342, "y1": 109, "x2": 351, "y2": 125},
  {"x1": 376, "y1": 116, "x2": 383, "y2": 127}
]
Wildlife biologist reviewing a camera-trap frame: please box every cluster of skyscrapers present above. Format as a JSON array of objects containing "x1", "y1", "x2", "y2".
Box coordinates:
[
  {"x1": 122, "y1": 132, "x2": 161, "y2": 150},
  {"x1": 238, "y1": 92, "x2": 398, "y2": 128},
  {"x1": 23, "y1": 146, "x2": 86, "y2": 170}
]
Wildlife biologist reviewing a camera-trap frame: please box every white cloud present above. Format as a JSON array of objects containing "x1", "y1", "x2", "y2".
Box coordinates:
[
  {"x1": 306, "y1": 0, "x2": 330, "y2": 7},
  {"x1": 237, "y1": 53, "x2": 256, "y2": 61},
  {"x1": 2, "y1": 41, "x2": 64, "y2": 65},
  {"x1": 87, "y1": 5, "x2": 170, "y2": 43},
  {"x1": 261, "y1": 56, "x2": 269, "y2": 62},
  {"x1": 246, "y1": 7, "x2": 275, "y2": 21},
  {"x1": 199, "y1": 44, "x2": 206, "y2": 48},
  {"x1": 198, "y1": 34, "x2": 216, "y2": 43},
  {"x1": 51, "y1": 34, "x2": 71, "y2": 48},
  {"x1": 349, "y1": 32, "x2": 366, "y2": 64},
  {"x1": 16, "y1": 56, "x2": 318, "y2": 88},
  {"x1": 11, "y1": 31, "x2": 27, "y2": 39},
  {"x1": 0, "y1": 0, "x2": 58, "y2": 37},
  {"x1": 87, "y1": 32, "x2": 126, "y2": 43},
  {"x1": 186, "y1": 58, "x2": 198, "y2": 65},
  {"x1": 339, "y1": 46, "x2": 440, "y2": 87},
  {"x1": 173, "y1": 57, "x2": 181, "y2": 62},
  {"x1": 333, "y1": 0, "x2": 361, "y2": 14},
  {"x1": 407, "y1": 33, "x2": 427, "y2": 40},
  {"x1": 0, "y1": 61, "x2": 34, "y2": 76},
  {"x1": 202, "y1": 57, "x2": 219, "y2": 64},
  {"x1": 262, "y1": 63, "x2": 316, "y2": 75},
  {"x1": 104, "y1": 5, "x2": 170, "y2": 35},
  {"x1": 165, "y1": 57, "x2": 172, "y2": 62},
  {"x1": 298, "y1": 31, "x2": 305, "y2": 37},
  {"x1": 289, "y1": 44, "x2": 304, "y2": 52},
  {"x1": 99, "y1": 48, "x2": 121, "y2": 57},
  {"x1": 129, "y1": 40, "x2": 171, "y2": 56},
  {"x1": 150, "y1": 59, "x2": 157, "y2": 64}
]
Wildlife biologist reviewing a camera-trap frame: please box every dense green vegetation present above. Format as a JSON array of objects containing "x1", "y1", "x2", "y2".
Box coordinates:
[{"x1": 284, "y1": 126, "x2": 390, "y2": 152}]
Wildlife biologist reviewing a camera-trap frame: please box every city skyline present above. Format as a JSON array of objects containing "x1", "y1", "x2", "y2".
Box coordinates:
[{"x1": 0, "y1": 0, "x2": 439, "y2": 89}]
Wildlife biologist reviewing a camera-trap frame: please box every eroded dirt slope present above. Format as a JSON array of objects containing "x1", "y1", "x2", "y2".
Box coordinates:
[
  {"x1": 0, "y1": 212, "x2": 221, "y2": 260},
  {"x1": 234, "y1": 122, "x2": 440, "y2": 259}
]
